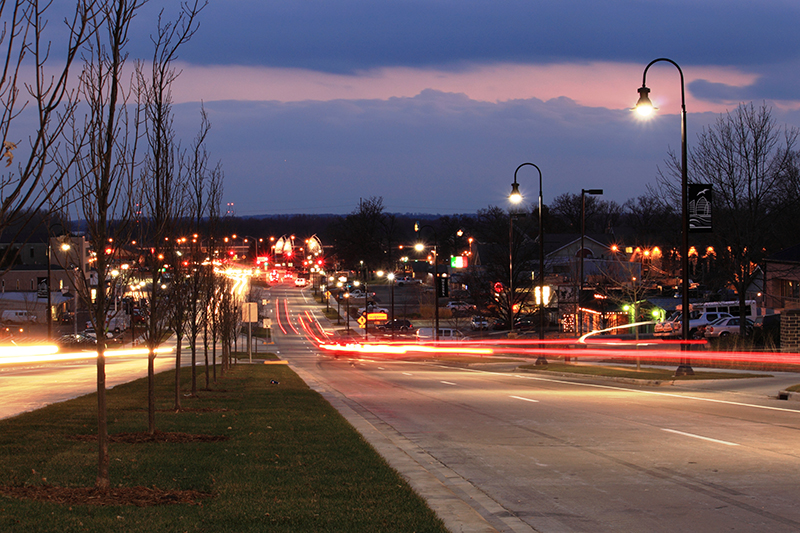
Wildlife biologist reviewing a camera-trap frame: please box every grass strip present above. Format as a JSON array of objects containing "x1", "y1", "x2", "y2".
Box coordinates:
[
  {"x1": 518, "y1": 362, "x2": 770, "y2": 381},
  {"x1": 0, "y1": 364, "x2": 447, "y2": 532}
]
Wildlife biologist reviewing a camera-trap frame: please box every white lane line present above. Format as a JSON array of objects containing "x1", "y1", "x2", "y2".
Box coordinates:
[
  {"x1": 662, "y1": 428, "x2": 739, "y2": 447},
  {"x1": 440, "y1": 380, "x2": 457, "y2": 386},
  {"x1": 508, "y1": 373, "x2": 800, "y2": 414},
  {"x1": 402, "y1": 372, "x2": 413, "y2": 376},
  {"x1": 510, "y1": 395, "x2": 539, "y2": 403},
  {"x1": 378, "y1": 367, "x2": 385, "y2": 370}
]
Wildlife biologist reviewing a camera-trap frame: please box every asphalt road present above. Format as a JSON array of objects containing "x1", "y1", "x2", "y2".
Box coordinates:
[
  {"x1": 272, "y1": 283, "x2": 800, "y2": 533},
  {"x1": 0, "y1": 346, "x2": 179, "y2": 421}
]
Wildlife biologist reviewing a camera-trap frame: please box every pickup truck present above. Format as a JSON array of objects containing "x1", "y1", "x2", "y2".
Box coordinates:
[
  {"x1": 654, "y1": 311, "x2": 732, "y2": 338},
  {"x1": 348, "y1": 288, "x2": 375, "y2": 299}
]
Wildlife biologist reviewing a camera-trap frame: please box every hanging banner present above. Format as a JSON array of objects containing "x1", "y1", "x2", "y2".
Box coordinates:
[{"x1": 688, "y1": 184, "x2": 712, "y2": 233}]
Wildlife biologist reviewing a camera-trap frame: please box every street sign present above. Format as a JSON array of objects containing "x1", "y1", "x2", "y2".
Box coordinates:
[
  {"x1": 242, "y1": 302, "x2": 258, "y2": 322},
  {"x1": 37, "y1": 277, "x2": 48, "y2": 298},
  {"x1": 366, "y1": 312, "x2": 387, "y2": 321}
]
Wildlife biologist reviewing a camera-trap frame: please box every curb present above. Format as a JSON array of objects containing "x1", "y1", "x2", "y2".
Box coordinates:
[{"x1": 778, "y1": 390, "x2": 800, "y2": 401}]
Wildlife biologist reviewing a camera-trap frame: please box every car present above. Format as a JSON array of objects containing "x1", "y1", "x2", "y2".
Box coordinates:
[
  {"x1": 446, "y1": 301, "x2": 475, "y2": 315},
  {"x1": 513, "y1": 316, "x2": 538, "y2": 331},
  {"x1": 702, "y1": 316, "x2": 753, "y2": 338},
  {"x1": 357, "y1": 305, "x2": 389, "y2": 316},
  {"x1": 491, "y1": 318, "x2": 510, "y2": 330},
  {"x1": 294, "y1": 277, "x2": 307, "y2": 287},
  {"x1": 394, "y1": 276, "x2": 422, "y2": 287},
  {"x1": 470, "y1": 315, "x2": 489, "y2": 330},
  {"x1": 753, "y1": 314, "x2": 781, "y2": 346},
  {"x1": 57, "y1": 334, "x2": 97, "y2": 350},
  {"x1": 654, "y1": 311, "x2": 732, "y2": 338},
  {"x1": 377, "y1": 319, "x2": 414, "y2": 333},
  {"x1": 349, "y1": 288, "x2": 376, "y2": 299}
]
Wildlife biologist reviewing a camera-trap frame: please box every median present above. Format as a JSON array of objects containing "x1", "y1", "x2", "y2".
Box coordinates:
[{"x1": 0, "y1": 362, "x2": 447, "y2": 532}]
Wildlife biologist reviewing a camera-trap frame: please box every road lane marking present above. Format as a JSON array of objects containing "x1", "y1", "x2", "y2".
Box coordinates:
[
  {"x1": 507, "y1": 373, "x2": 800, "y2": 414},
  {"x1": 402, "y1": 372, "x2": 413, "y2": 376},
  {"x1": 510, "y1": 395, "x2": 539, "y2": 403},
  {"x1": 662, "y1": 428, "x2": 739, "y2": 446},
  {"x1": 440, "y1": 380, "x2": 457, "y2": 386}
]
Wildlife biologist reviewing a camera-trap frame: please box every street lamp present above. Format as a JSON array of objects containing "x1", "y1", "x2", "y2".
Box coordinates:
[
  {"x1": 387, "y1": 272, "x2": 396, "y2": 340},
  {"x1": 415, "y1": 223, "x2": 439, "y2": 342},
  {"x1": 509, "y1": 163, "x2": 546, "y2": 346},
  {"x1": 634, "y1": 57, "x2": 693, "y2": 376},
  {"x1": 578, "y1": 188, "x2": 603, "y2": 338},
  {"x1": 344, "y1": 291, "x2": 350, "y2": 334}
]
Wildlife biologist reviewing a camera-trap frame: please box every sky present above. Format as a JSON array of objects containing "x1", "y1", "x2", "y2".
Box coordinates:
[{"x1": 71, "y1": 1, "x2": 800, "y2": 215}]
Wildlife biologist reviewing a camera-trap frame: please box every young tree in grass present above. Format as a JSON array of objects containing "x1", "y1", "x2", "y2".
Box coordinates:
[
  {"x1": 67, "y1": 0, "x2": 144, "y2": 490},
  {"x1": 135, "y1": 0, "x2": 202, "y2": 433},
  {"x1": 202, "y1": 165, "x2": 223, "y2": 385}
]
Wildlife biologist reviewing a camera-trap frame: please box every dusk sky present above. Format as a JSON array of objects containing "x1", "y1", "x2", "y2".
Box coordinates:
[{"x1": 130, "y1": 1, "x2": 800, "y2": 215}]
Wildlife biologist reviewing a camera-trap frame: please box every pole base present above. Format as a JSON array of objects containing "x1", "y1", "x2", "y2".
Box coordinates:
[
  {"x1": 674, "y1": 363, "x2": 694, "y2": 376},
  {"x1": 535, "y1": 356, "x2": 548, "y2": 366}
]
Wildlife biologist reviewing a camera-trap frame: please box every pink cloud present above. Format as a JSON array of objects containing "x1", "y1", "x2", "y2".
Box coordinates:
[{"x1": 173, "y1": 61, "x2": 765, "y2": 113}]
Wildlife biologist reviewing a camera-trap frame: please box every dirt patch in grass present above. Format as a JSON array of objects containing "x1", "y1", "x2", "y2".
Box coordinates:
[
  {"x1": 0, "y1": 485, "x2": 211, "y2": 506},
  {"x1": 66, "y1": 431, "x2": 229, "y2": 444}
]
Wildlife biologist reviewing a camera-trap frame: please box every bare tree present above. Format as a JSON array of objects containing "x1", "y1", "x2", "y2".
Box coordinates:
[
  {"x1": 134, "y1": 1, "x2": 202, "y2": 434},
  {"x1": 0, "y1": 1, "x2": 93, "y2": 268},
  {"x1": 655, "y1": 103, "x2": 799, "y2": 333},
  {"x1": 185, "y1": 105, "x2": 210, "y2": 396},
  {"x1": 67, "y1": 0, "x2": 144, "y2": 490}
]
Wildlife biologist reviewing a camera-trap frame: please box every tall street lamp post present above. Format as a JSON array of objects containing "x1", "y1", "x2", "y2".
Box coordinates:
[
  {"x1": 578, "y1": 188, "x2": 603, "y2": 338},
  {"x1": 415, "y1": 224, "x2": 439, "y2": 342},
  {"x1": 634, "y1": 57, "x2": 693, "y2": 376},
  {"x1": 344, "y1": 292, "x2": 350, "y2": 334},
  {"x1": 387, "y1": 272, "x2": 396, "y2": 340},
  {"x1": 509, "y1": 163, "x2": 546, "y2": 350}
]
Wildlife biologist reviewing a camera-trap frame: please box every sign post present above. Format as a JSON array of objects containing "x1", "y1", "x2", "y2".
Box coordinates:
[{"x1": 242, "y1": 302, "x2": 258, "y2": 363}]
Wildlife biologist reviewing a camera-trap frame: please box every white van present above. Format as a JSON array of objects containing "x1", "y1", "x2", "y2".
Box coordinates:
[
  {"x1": 415, "y1": 327, "x2": 464, "y2": 341},
  {"x1": 1, "y1": 310, "x2": 35, "y2": 324}
]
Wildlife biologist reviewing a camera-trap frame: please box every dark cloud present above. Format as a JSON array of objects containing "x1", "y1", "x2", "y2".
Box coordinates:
[
  {"x1": 689, "y1": 61, "x2": 800, "y2": 103},
  {"x1": 168, "y1": 0, "x2": 800, "y2": 73}
]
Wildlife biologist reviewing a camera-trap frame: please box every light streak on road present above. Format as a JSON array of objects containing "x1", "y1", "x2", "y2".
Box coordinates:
[
  {"x1": 440, "y1": 381, "x2": 457, "y2": 386},
  {"x1": 274, "y1": 299, "x2": 287, "y2": 334},
  {"x1": 316, "y1": 336, "x2": 800, "y2": 369},
  {"x1": 0, "y1": 345, "x2": 175, "y2": 366},
  {"x1": 283, "y1": 299, "x2": 300, "y2": 334},
  {"x1": 319, "y1": 342, "x2": 494, "y2": 357}
]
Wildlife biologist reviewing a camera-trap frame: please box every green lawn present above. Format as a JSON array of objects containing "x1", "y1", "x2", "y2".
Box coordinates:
[{"x1": 0, "y1": 364, "x2": 446, "y2": 532}]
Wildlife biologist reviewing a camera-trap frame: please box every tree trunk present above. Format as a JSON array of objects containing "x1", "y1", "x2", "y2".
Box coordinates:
[{"x1": 96, "y1": 351, "x2": 109, "y2": 490}]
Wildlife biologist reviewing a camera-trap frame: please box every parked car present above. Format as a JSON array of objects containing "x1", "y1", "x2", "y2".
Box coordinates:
[
  {"x1": 513, "y1": 316, "x2": 538, "y2": 331},
  {"x1": 57, "y1": 334, "x2": 97, "y2": 350},
  {"x1": 491, "y1": 318, "x2": 510, "y2": 330},
  {"x1": 702, "y1": 316, "x2": 753, "y2": 338},
  {"x1": 446, "y1": 301, "x2": 476, "y2": 315},
  {"x1": 654, "y1": 311, "x2": 732, "y2": 338},
  {"x1": 415, "y1": 327, "x2": 464, "y2": 341},
  {"x1": 377, "y1": 319, "x2": 414, "y2": 333},
  {"x1": 470, "y1": 315, "x2": 489, "y2": 330},
  {"x1": 349, "y1": 288, "x2": 375, "y2": 299},
  {"x1": 394, "y1": 276, "x2": 422, "y2": 287},
  {"x1": 753, "y1": 314, "x2": 781, "y2": 346}
]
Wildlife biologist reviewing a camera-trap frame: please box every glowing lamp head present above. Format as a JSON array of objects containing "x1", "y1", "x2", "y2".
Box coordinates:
[
  {"x1": 509, "y1": 182, "x2": 522, "y2": 204},
  {"x1": 414, "y1": 243, "x2": 425, "y2": 252},
  {"x1": 634, "y1": 86, "x2": 656, "y2": 117}
]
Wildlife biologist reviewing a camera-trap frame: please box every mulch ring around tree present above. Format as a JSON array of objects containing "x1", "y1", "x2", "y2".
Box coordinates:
[
  {"x1": 67, "y1": 431, "x2": 230, "y2": 444},
  {"x1": 0, "y1": 485, "x2": 212, "y2": 506}
]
